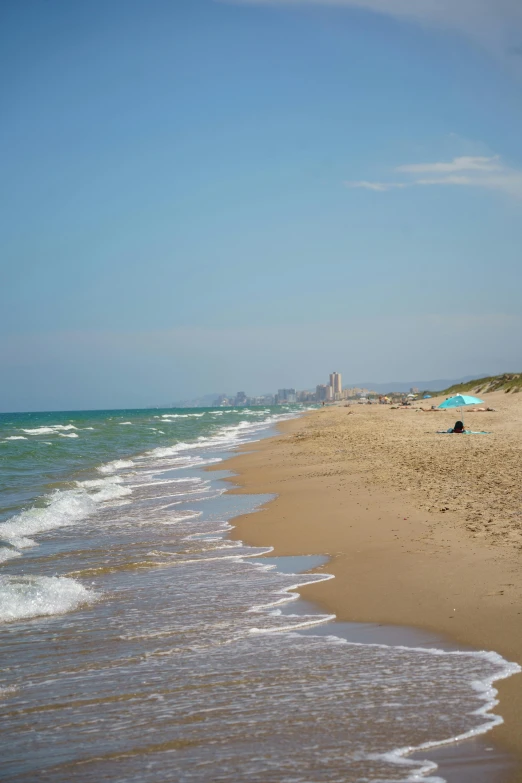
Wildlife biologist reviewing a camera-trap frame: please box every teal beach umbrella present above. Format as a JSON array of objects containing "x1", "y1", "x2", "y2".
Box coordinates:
[{"x1": 438, "y1": 394, "x2": 484, "y2": 428}]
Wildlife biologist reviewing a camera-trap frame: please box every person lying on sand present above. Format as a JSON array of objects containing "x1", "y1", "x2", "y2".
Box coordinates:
[
  {"x1": 437, "y1": 424, "x2": 491, "y2": 434},
  {"x1": 437, "y1": 421, "x2": 467, "y2": 433}
]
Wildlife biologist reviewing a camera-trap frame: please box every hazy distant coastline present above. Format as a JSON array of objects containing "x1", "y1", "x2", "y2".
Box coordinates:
[{"x1": 169, "y1": 374, "x2": 489, "y2": 408}]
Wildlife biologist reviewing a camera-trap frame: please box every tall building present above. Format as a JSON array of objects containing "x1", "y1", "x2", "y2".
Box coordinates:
[
  {"x1": 330, "y1": 372, "x2": 342, "y2": 397},
  {"x1": 277, "y1": 388, "x2": 297, "y2": 403},
  {"x1": 316, "y1": 384, "x2": 333, "y2": 402},
  {"x1": 297, "y1": 390, "x2": 316, "y2": 402}
]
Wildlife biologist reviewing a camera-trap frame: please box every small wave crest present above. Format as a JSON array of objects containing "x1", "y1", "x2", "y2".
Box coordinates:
[
  {"x1": 21, "y1": 425, "x2": 78, "y2": 435},
  {"x1": 0, "y1": 547, "x2": 22, "y2": 564},
  {"x1": 97, "y1": 459, "x2": 135, "y2": 474},
  {"x1": 0, "y1": 491, "x2": 97, "y2": 549},
  {"x1": 161, "y1": 413, "x2": 206, "y2": 419},
  {"x1": 0, "y1": 479, "x2": 132, "y2": 551},
  {"x1": 77, "y1": 476, "x2": 132, "y2": 503},
  {"x1": 0, "y1": 575, "x2": 97, "y2": 623}
]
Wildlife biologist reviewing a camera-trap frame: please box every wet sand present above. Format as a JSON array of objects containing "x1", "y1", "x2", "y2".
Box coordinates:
[{"x1": 213, "y1": 390, "x2": 522, "y2": 781}]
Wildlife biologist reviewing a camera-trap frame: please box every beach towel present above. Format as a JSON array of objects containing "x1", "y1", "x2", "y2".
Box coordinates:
[{"x1": 436, "y1": 429, "x2": 491, "y2": 435}]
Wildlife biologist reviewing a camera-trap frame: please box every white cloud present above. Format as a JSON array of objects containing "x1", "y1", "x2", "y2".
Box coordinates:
[
  {"x1": 345, "y1": 180, "x2": 406, "y2": 191},
  {"x1": 346, "y1": 155, "x2": 522, "y2": 199},
  {"x1": 222, "y1": 0, "x2": 522, "y2": 64},
  {"x1": 396, "y1": 156, "x2": 502, "y2": 174}
]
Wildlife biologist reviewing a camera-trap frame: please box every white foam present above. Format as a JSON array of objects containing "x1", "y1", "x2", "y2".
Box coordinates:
[
  {"x1": 77, "y1": 476, "x2": 132, "y2": 503},
  {"x1": 373, "y1": 649, "x2": 521, "y2": 780},
  {"x1": 20, "y1": 427, "x2": 57, "y2": 435},
  {"x1": 4, "y1": 436, "x2": 27, "y2": 441},
  {"x1": 0, "y1": 685, "x2": 18, "y2": 699},
  {"x1": 0, "y1": 547, "x2": 22, "y2": 564},
  {"x1": 0, "y1": 575, "x2": 97, "y2": 623},
  {"x1": 240, "y1": 550, "x2": 522, "y2": 776},
  {"x1": 161, "y1": 413, "x2": 206, "y2": 419},
  {"x1": 2, "y1": 409, "x2": 294, "y2": 565},
  {"x1": 141, "y1": 411, "x2": 298, "y2": 466},
  {"x1": 91, "y1": 483, "x2": 132, "y2": 503},
  {"x1": 1, "y1": 407, "x2": 292, "y2": 569},
  {"x1": 97, "y1": 459, "x2": 135, "y2": 474},
  {"x1": 79, "y1": 476, "x2": 124, "y2": 489},
  {"x1": 21, "y1": 425, "x2": 78, "y2": 435},
  {"x1": 0, "y1": 490, "x2": 97, "y2": 549},
  {"x1": 155, "y1": 511, "x2": 202, "y2": 524},
  {"x1": 145, "y1": 444, "x2": 196, "y2": 458},
  {"x1": 119, "y1": 422, "x2": 133, "y2": 425},
  {"x1": 0, "y1": 479, "x2": 132, "y2": 551},
  {"x1": 130, "y1": 479, "x2": 205, "y2": 491}
]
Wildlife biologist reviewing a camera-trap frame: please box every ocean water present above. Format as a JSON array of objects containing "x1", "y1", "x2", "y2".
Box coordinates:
[{"x1": 0, "y1": 406, "x2": 519, "y2": 782}]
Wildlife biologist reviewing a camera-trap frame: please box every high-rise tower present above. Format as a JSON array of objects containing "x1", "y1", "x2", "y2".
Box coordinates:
[{"x1": 329, "y1": 372, "x2": 342, "y2": 396}]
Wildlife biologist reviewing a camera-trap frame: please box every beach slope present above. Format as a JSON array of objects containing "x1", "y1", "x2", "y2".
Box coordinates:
[{"x1": 217, "y1": 392, "x2": 522, "y2": 778}]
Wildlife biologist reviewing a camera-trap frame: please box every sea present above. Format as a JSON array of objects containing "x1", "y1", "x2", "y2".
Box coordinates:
[{"x1": 0, "y1": 405, "x2": 519, "y2": 782}]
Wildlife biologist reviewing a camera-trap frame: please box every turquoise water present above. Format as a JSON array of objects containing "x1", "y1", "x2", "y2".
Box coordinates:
[
  {"x1": 0, "y1": 405, "x2": 294, "y2": 525},
  {"x1": 0, "y1": 405, "x2": 519, "y2": 782}
]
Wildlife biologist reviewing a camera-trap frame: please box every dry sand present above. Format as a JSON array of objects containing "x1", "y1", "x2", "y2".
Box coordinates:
[{"x1": 214, "y1": 390, "x2": 522, "y2": 780}]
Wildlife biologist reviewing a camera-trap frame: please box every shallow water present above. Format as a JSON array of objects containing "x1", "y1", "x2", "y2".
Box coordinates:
[
  {"x1": 268, "y1": 557, "x2": 516, "y2": 782},
  {"x1": 0, "y1": 406, "x2": 519, "y2": 782}
]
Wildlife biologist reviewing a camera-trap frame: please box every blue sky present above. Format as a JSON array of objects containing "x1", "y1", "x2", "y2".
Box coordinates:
[{"x1": 1, "y1": 0, "x2": 521, "y2": 410}]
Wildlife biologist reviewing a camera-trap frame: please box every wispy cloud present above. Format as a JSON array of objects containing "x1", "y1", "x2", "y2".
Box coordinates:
[
  {"x1": 347, "y1": 180, "x2": 406, "y2": 192},
  {"x1": 345, "y1": 155, "x2": 522, "y2": 199},
  {"x1": 222, "y1": 0, "x2": 522, "y2": 65},
  {"x1": 396, "y1": 156, "x2": 502, "y2": 174}
]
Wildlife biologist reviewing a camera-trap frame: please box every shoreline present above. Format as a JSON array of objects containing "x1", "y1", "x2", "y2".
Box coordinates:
[
  {"x1": 211, "y1": 397, "x2": 522, "y2": 781},
  {"x1": 247, "y1": 552, "x2": 516, "y2": 783}
]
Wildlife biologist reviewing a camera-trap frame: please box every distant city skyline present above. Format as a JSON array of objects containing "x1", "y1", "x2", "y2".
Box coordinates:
[
  {"x1": 0, "y1": 370, "x2": 494, "y2": 412},
  {"x1": 169, "y1": 372, "x2": 484, "y2": 410}
]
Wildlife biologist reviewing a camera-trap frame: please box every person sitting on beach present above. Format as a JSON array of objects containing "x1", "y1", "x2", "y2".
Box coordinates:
[{"x1": 452, "y1": 420, "x2": 465, "y2": 433}]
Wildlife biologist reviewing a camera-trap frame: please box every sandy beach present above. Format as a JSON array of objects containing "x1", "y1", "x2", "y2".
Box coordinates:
[{"x1": 216, "y1": 391, "x2": 522, "y2": 780}]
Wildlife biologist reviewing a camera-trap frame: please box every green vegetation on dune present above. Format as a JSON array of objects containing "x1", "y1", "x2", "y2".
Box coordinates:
[{"x1": 441, "y1": 373, "x2": 522, "y2": 396}]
